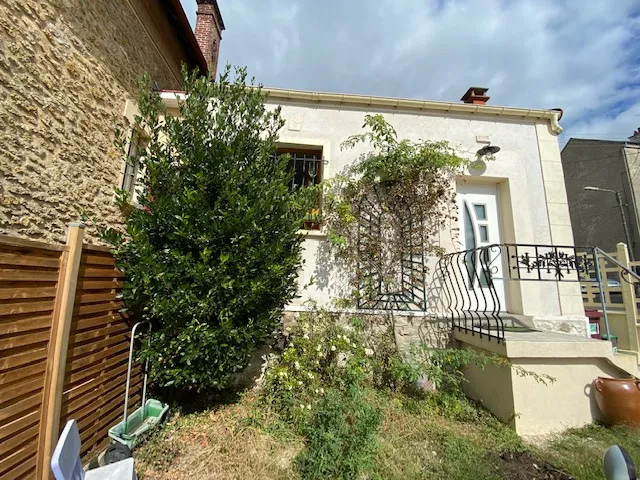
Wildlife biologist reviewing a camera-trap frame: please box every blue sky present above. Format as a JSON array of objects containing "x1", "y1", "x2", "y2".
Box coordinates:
[{"x1": 180, "y1": 0, "x2": 640, "y2": 147}]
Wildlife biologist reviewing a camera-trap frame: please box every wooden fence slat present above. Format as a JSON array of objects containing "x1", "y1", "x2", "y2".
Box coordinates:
[
  {"x1": 0, "y1": 375, "x2": 43, "y2": 405},
  {"x1": 0, "y1": 269, "x2": 60, "y2": 282},
  {"x1": 0, "y1": 408, "x2": 39, "y2": 439},
  {"x1": 0, "y1": 439, "x2": 38, "y2": 478},
  {"x1": 0, "y1": 390, "x2": 41, "y2": 423},
  {"x1": 0, "y1": 286, "x2": 58, "y2": 300},
  {"x1": 69, "y1": 323, "x2": 129, "y2": 345},
  {"x1": 63, "y1": 364, "x2": 139, "y2": 405},
  {"x1": 72, "y1": 313, "x2": 123, "y2": 332},
  {"x1": 0, "y1": 314, "x2": 52, "y2": 335},
  {"x1": 76, "y1": 279, "x2": 123, "y2": 290},
  {"x1": 67, "y1": 333, "x2": 128, "y2": 359},
  {"x1": 76, "y1": 292, "x2": 120, "y2": 304},
  {"x1": 80, "y1": 254, "x2": 116, "y2": 266},
  {"x1": 0, "y1": 421, "x2": 39, "y2": 459},
  {"x1": 65, "y1": 350, "x2": 129, "y2": 386},
  {"x1": 74, "y1": 301, "x2": 123, "y2": 317},
  {"x1": 0, "y1": 329, "x2": 50, "y2": 351},
  {"x1": 0, "y1": 299, "x2": 55, "y2": 317},
  {"x1": 81, "y1": 244, "x2": 112, "y2": 253},
  {"x1": 78, "y1": 267, "x2": 124, "y2": 279},
  {"x1": 4, "y1": 456, "x2": 36, "y2": 480},
  {"x1": 67, "y1": 337, "x2": 129, "y2": 366},
  {"x1": 0, "y1": 346, "x2": 48, "y2": 371},
  {"x1": 65, "y1": 377, "x2": 141, "y2": 428},
  {"x1": 0, "y1": 360, "x2": 46, "y2": 386},
  {"x1": 0, "y1": 252, "x2": 61, "y2": 269},
  {"x1": 0, "y1": 235, "x2": 65, "y2": 252}
]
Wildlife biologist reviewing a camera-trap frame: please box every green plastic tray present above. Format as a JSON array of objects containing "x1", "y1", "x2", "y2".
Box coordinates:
[{"x1": 108, "y1": 399, "x2": 169, "y2": 449}]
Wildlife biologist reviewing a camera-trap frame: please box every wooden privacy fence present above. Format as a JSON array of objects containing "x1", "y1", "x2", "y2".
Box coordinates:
[{"x1": 0, "y1": 225, "x2": 140, "y2": 480}]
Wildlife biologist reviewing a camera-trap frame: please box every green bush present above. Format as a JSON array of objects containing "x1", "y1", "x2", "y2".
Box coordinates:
[
  {"x1": 294, "y1": 387, "x2": 381, "y2": 480},
  {"x1": 103, "y1": 66, "x2": 316, "y2": 390}
]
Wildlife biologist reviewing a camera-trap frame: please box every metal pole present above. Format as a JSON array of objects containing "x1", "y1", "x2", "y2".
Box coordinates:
[
  {"x1": 122, "y1": 323, "x2": 139, "y2": 433},
  {"x1": 123, "y1": 322, "x2": 151, "y2": 434},
  {"x1": 593, "y1": 249, "x2": 611, "y2": 340},
  {"x1": 616, "y1": 190, "x2": 634, "y2": 261}
]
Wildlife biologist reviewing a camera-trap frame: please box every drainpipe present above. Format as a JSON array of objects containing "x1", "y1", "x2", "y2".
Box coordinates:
[
  {"x1": 615, "y1": 190, "x2": 634, "y2": 261},
  {"x1": 622, "y1": 145, "x2": 640, "y2": 261}
]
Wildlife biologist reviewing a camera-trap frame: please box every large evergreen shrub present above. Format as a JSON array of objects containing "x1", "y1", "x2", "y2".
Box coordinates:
[{"x1": 105, "y1": 67, "x2": 315, "y2": 390}]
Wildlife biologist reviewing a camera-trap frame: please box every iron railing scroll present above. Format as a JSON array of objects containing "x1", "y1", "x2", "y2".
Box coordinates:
[{"x1": 437, "y1": 244, "x2": 605, "y2": 342}]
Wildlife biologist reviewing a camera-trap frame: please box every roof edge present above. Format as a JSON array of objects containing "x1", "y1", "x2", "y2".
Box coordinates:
[
  {"x1": 167, "y1": 0, "x2": 209, "y2": 76},
  {"x1": 262, "y1": 87, "x2": 563, "y2": 133},
  {"x1": 160, "y1": 88, "x2": 563, "y2": 134}
]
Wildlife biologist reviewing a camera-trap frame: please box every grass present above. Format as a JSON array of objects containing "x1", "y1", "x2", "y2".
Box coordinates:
[
  {"x1": 368, "y1": 392, "x2": 525, "y2": 479},
  {"x1": 135, "y1": 390, "x2": 640, "y2": 479},
  {"x1": 135, "y1": 392, "x2": 303, "y2": 480},
  {"x1": 537, "y1": 423, "x2": 640, "y2": 480}
]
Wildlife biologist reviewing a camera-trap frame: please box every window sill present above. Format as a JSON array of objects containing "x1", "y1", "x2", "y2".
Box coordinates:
[{"x1": 298, "y1": 229, "x2": 327, "y2": 239}]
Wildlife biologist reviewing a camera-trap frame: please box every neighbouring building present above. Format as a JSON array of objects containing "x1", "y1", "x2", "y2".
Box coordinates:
[
  {"x1": 0, "y1": 0, "x2": 224, "y2": 243},
  {"x1": 561, "y1": 135, "x2": 640, "y2": 259}
]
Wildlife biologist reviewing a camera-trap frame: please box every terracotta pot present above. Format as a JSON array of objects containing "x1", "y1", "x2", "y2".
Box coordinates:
[{"x1": 593, "y1": 377, "x2": 640, "y2": 428}]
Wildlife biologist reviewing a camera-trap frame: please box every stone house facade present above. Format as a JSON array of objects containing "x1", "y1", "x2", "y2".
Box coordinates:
[{"x1": 0, "y1": 0, "x2": 223, "y2": 243}]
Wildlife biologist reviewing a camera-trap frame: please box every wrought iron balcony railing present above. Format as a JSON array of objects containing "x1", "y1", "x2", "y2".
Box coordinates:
[{"x1": 436, "y1": 243, "x2": 611, "y2": 342}]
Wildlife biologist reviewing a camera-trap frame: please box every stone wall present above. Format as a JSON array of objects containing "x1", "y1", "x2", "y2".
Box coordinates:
[
  {"x1": 0, "y1": 0, "x2": 184, "y2": 243},
  {"x1": 283, "y1": 309, "x2": 454, "y2": 352},
  {"x1": 528, "y1": 314, "x2": 589, "y2": 338}
]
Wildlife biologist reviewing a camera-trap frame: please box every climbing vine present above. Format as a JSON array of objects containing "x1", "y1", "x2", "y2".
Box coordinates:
[{"x1": 322, "y1": 114, "x2": 467, "y2": 309}]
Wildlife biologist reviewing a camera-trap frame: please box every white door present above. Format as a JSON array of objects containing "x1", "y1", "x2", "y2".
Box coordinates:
[{"x1": 457, "y1": 183, "x2": 506, "y2": 312}]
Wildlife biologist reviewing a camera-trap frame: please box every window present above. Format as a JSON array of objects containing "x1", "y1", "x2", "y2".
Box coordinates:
[
  {"x1": 473, "y1": 204, "x2": 487, "y2": 221},
  {"x1": 479, "y1": 225, "x2": 489, "y2": 242},
  {"x1": 121, "y1": 131, "x2": 147, "y2": 202},
  {"x1": 276, "y1": 146, "x2": 323, "y2": 189},
  {"x1": 463, "y1": 202, "x2": 491, "y2": 288},
  {"x1": 276, "y1": 146, "x2": 323, "y2": 229}
]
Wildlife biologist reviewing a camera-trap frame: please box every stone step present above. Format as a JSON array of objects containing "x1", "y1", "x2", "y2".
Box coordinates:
[{"x1": 612, "y1": 350, "x2": 640, "y2": 376}]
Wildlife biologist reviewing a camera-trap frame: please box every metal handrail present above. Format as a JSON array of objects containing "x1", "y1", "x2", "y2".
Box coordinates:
[{"x1": 595, "y1": 248, "x2": 640, "y2": 283}]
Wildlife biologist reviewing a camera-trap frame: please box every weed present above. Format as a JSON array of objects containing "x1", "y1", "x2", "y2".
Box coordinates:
[{"x1": 294, "y1": 387, "x2": 381, "y2": 479}]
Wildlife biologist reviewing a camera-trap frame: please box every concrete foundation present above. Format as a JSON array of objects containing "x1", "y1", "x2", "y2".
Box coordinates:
[{"x1": 456, "y1": 329, "x2": 634, "y2": 436}]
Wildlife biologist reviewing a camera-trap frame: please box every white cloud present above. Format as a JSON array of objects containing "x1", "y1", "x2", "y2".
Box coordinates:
[{"x1": 180, "y1": 0, "x2": 640, "y2": 143}]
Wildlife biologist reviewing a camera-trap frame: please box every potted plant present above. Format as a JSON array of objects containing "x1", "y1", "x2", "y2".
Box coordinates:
[{"x1": 303, "y1": 208, "x2": 322, "y2": 230}]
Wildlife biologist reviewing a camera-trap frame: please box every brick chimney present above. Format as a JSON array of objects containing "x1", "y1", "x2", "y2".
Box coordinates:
[
  {"x1": 461, "y1": 87, "x2": 490, "y2": 105},
  {"x1": 194, "y1": 0, "x2": 225, "y2": 79}
]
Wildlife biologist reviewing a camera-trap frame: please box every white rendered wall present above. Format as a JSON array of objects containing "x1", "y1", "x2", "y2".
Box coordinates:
[{"x1": 266, "y1": 100, "x2": 582, "y2": 317}]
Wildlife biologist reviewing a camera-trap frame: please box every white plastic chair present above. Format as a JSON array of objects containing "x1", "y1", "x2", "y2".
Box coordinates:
[{"x1": 51, "y1": 420, "x2": 137, "y2": 480}]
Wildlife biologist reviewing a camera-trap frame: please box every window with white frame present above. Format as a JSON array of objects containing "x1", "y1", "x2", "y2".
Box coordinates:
[{"x1": 121, "y1": 131, "x2": 147, "y2": 202}]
